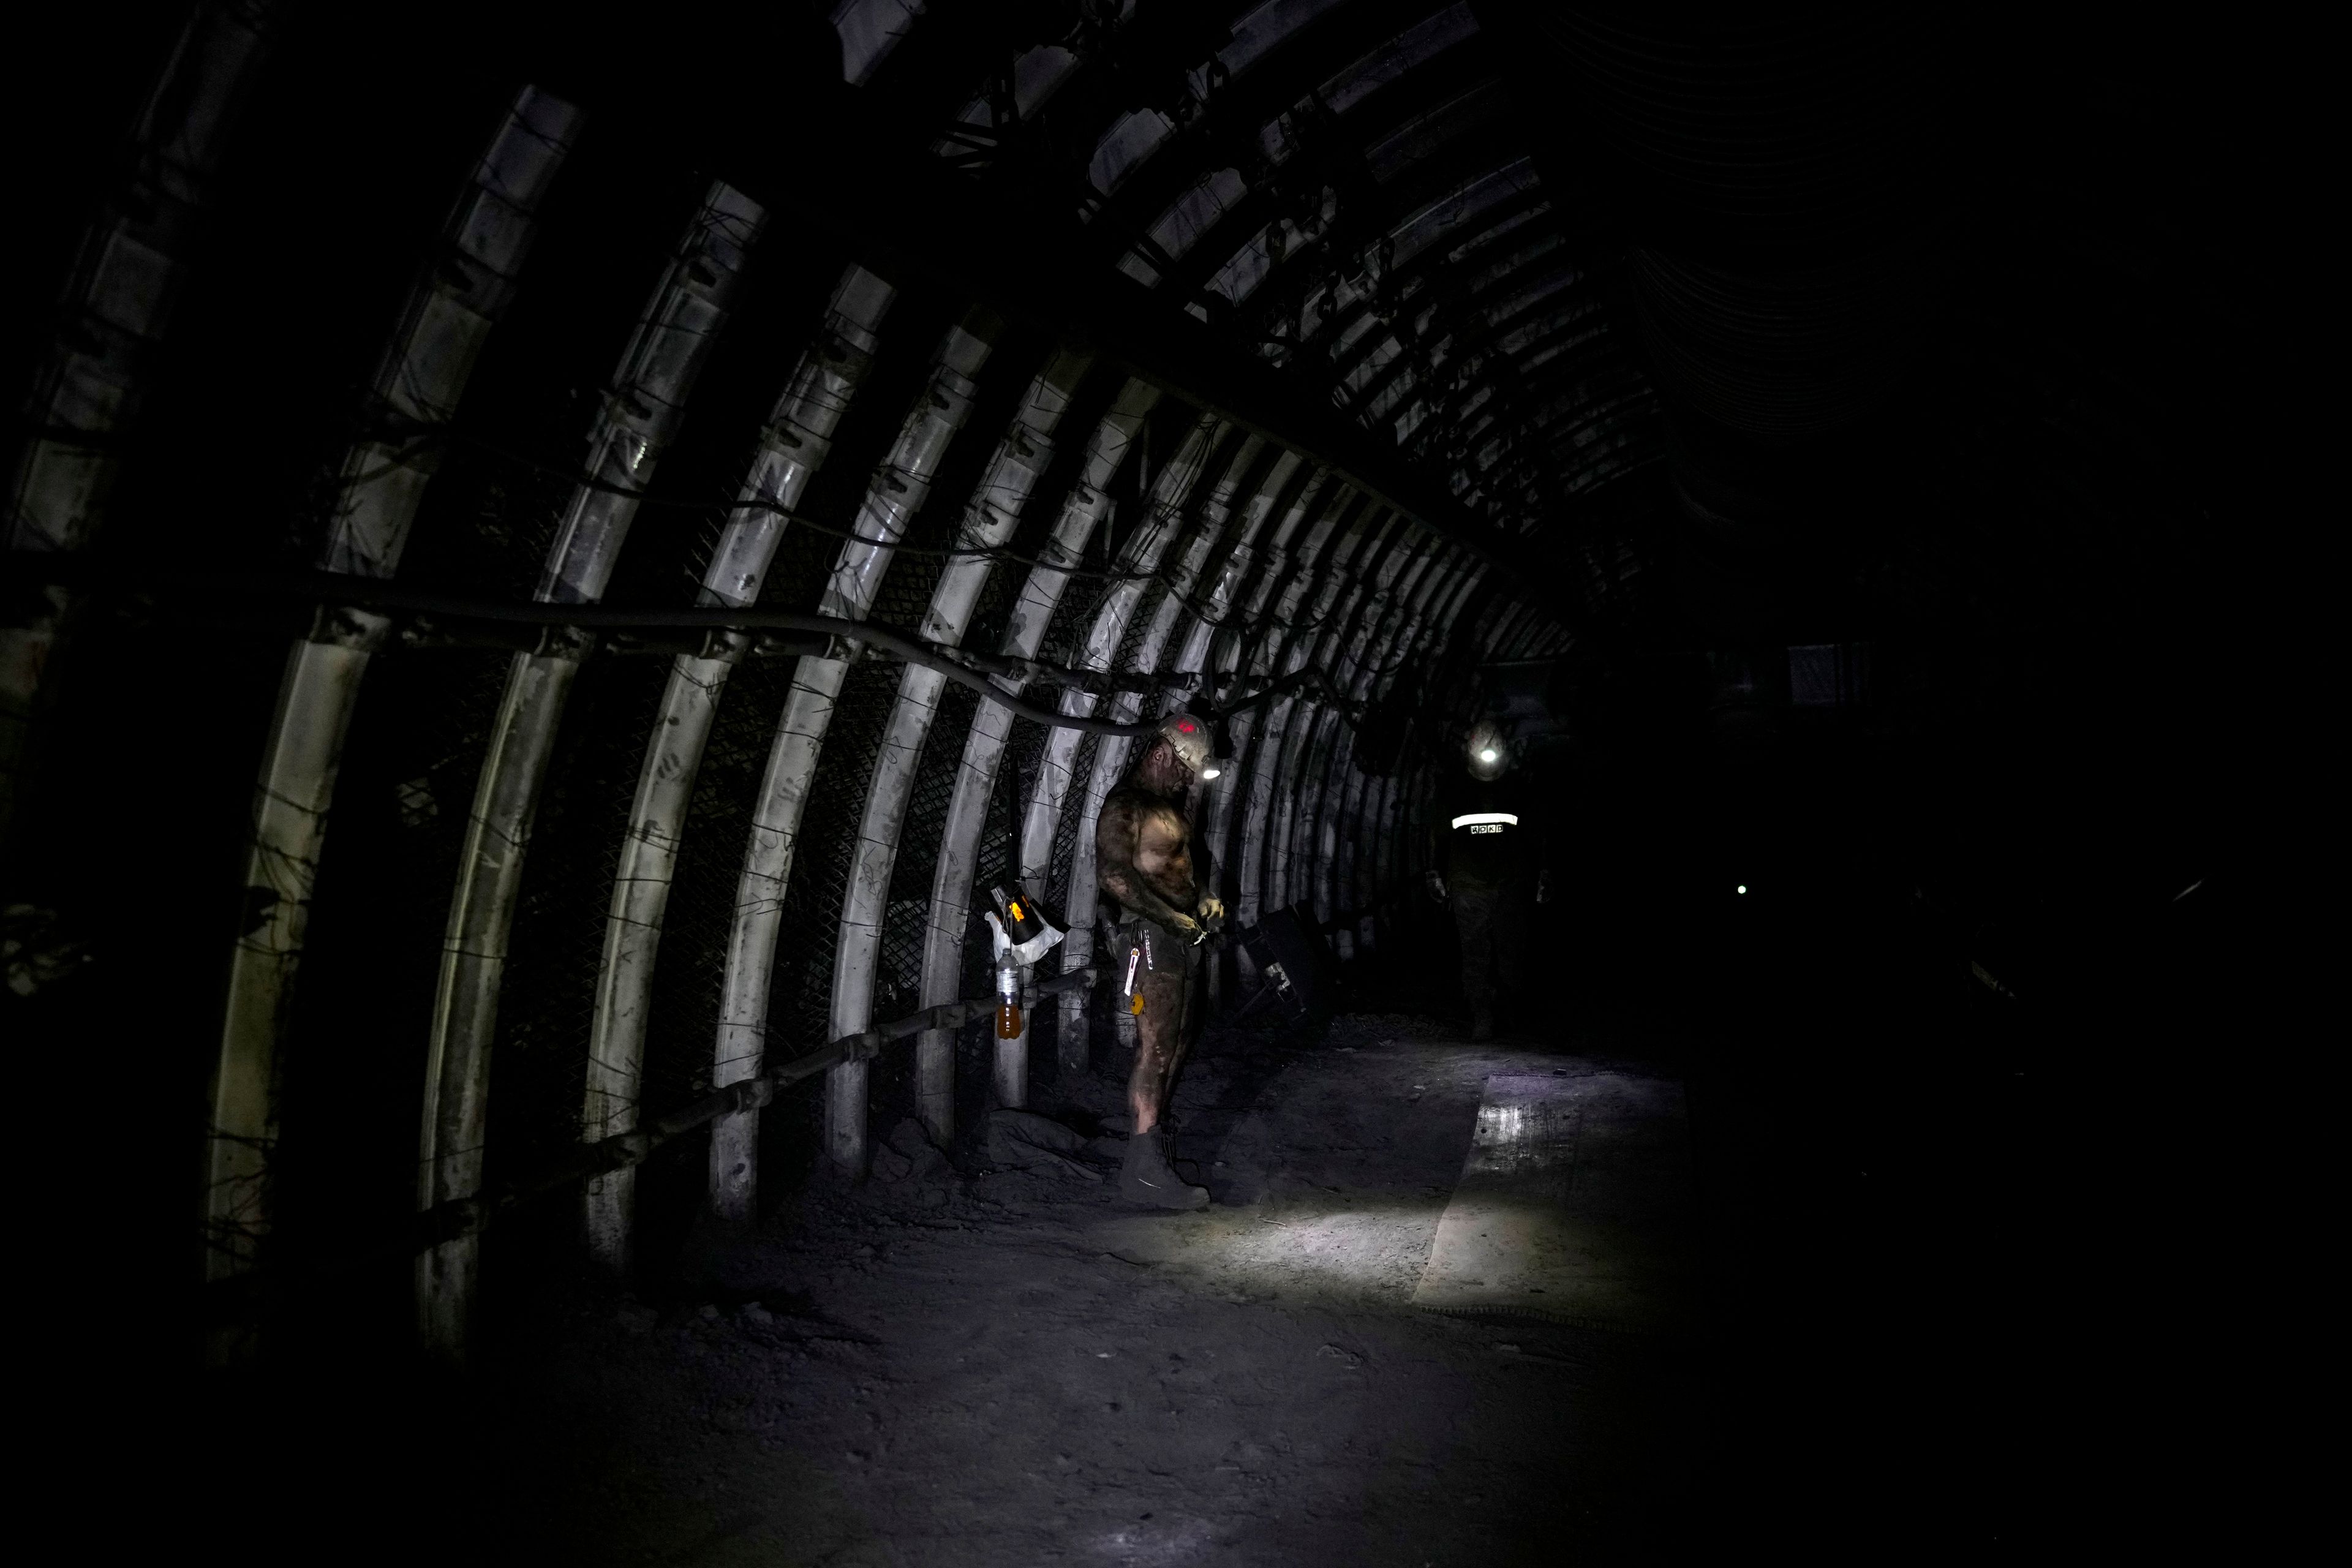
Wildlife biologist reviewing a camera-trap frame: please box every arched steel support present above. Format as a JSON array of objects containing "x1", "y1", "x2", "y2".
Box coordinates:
[
  {"x1": 581, "y1": 265, "x2": 895, "y2": 1270},
  {"x1": 1197, "y1": 461, "x2": 1330, "y2": 984},
  {"x1": 417, "y1": 183, "x2": 763, "y2": 1357},
  {"x1": 1265, "y1": 511, "x2": 1401, "y2": 916},
  {"x1": 716, "y1": 309, "x2": 1000, "y2": 1191},
  {"x1": 826, "y1": 347, "x2": 1094, "y2": 1145},
  {"x1": 913, "y1": 379, "x2": 1160, "y2": 1129},
  {"x1": 202, "y1": 87, "x2": 580, "y2": 1302},
  {"x1": 2, "y1": 1, "x2": 277, "y2": 866},
  {"x1": 1230, "y1": 486, "x2": 1362, "y2": 935},
  {"x1": 1311, "y1": 544, "x2": 1460, "y2": 954},
  {"x1": 1327, "y1": 547, "x2": 1477, "y2": 955},
  {"x1": 1281, "y1": 524, "x2": 1426, "y2": 943}
]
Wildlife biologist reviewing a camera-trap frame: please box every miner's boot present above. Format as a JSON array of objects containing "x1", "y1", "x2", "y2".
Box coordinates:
[{"x1": 1120, "y1": 1127, "x2": 1209, "y2": 1210}]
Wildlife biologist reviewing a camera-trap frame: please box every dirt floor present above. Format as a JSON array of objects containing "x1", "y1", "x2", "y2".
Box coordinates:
[{"x1": 437, "y1": 1017, "x2": 1713, "y2": 1564}]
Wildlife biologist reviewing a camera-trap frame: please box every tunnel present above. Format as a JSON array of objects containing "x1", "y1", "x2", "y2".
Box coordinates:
[{"x1": 1, "y1": 2, "x2": 2287, "y2": 1560}]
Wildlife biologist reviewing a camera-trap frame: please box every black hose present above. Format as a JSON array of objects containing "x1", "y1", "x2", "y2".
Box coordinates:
[{"x1": 26, "y1": 557, "x2": 1359, "y2": 737}]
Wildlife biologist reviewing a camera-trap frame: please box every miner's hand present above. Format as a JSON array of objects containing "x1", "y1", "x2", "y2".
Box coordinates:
[
  {"x1": 1425, "y1": 870, "x2": 1448, "y2": 905},
  {"x1": 1194, "y1": 894, "x2": 1225, "y2": 924}
]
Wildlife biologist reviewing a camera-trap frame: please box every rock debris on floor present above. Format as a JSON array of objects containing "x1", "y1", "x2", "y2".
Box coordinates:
[{"x1": 467, "y1": 1019, "x2": 1711, "y2": 1564}]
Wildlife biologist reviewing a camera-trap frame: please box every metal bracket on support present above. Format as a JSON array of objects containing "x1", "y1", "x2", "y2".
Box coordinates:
[{"x1": 306, "y1": 604, "x2": 391, "y2": 652}]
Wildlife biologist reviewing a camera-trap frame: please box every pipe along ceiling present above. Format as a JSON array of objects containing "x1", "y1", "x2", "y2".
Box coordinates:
[{"x1": 1, "y1": 1, "x2": 2269, "y2": 1375}]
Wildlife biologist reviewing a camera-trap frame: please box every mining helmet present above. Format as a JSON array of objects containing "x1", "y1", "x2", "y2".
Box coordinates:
[
  {"x1": 1466, "y1": 718, "x2": 1510, "y2": 781},
  {"x1": 1159, "y1": 713, "x2": 1214, "y2": 778}
]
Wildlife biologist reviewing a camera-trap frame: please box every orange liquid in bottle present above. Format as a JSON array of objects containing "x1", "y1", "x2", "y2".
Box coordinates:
[{"x1": 996, "y1": 999, "x2": 1023, "y2": 1038}]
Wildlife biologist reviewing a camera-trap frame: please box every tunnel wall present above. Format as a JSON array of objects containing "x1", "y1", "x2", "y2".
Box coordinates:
[{"x1": 0, "y1": 9, "x2": 1570, "y2": 1362}]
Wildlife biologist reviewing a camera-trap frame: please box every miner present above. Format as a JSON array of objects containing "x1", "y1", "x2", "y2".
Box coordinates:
[
  {"x1": 1095, "y1": 712, "x2": 1223, "y2": 1209},
  {"x1": 1427, "y1": 718, "x2": 1547, "y2": 1040}
]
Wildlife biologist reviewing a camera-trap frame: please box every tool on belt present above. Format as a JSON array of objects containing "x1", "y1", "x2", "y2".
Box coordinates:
[{"x1": 1120, "y1": 925, "x2": 1169, "y2": 1016}]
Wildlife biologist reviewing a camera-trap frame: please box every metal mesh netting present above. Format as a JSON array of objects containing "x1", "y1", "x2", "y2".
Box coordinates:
[
  {"x1": 364, "y1": 450, "x2": 586, "y2": 1191},
  {"x1": 636, "y1": 649, "x2": 812, "y2": 1137},
  {"x1": 883, "y1": 679, "x2": 978, "y2": 991},
  {"x1": 483, "y1": 654, "x2": 674, "y2": 1182},
  {"x1": 624, "y1": 293, "x2": 965, "y2": 1181},
  {"x1": 774, "y1": 654, "x2": 915, "y2": 1048},
  {"x1": 631, "y1": 507, "x2": 859, "y2": 1171},
  {"x1": 1046, "y1": 731, "x2": 1104, "y2": 913},
  {"x1": 878, "y1": 362, "x2": 1120, "y2": 942},
  {"x1": 747, "y1": 324, "x2": 1052, "y2": 1129},
  {"x1": 261, "y1": 141, "x2": 724, "y2": 1253}
]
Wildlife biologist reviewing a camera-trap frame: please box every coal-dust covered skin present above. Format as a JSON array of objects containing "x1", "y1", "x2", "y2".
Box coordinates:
[{"x1": 1096, "y1": 734, "x2": 1224, "y2": 1137}]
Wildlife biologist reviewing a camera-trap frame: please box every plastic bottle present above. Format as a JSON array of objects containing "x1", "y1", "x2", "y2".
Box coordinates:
[{"x1": 995, "y1": 964, "x2": 1022, "y2": 1039}]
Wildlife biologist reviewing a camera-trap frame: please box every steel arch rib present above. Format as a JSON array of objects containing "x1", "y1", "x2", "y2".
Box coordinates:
[
  {"x1": 1170, "y1": 450, "x2": 1303, "y2": 680},
  {"x1": 2, "y1": 3, "x2": 276, "y2": 861},
  {"x1": 1197, "y1": 461, "x2": 1330, "y2": 973},
  {"x1": 578, "y1": 265, "x2": 897, "y2": 1270},
  {"x1": 1267, "y1": 513, "x2": 1401, "y2": 917},
  {"x1": 913, "y1": 378, "x2": 1161, "y2": 1131},
  {"x1": 1316, "y1": 544, "x2": 1459, "y2": 948},
  {"x1": 417, "y1": 183, "x2": 765, "y2": 1357},
  {"x1": 1338, "y1": 548, "x2": 1474, "y2": 946},
  {"x1": 1171, "y1": 448, "x2": 1310, "y2": 1009},
  {"x1": 1231, "y1": 486, "x2": 1362, "y2": 935},
  {"x1": 715, "y1": 309, "x2": 1001, "y2": 1193},
  {"x1": 1283, "y1": 524, "x2": 1422, "y2": 935},
  {"x1": 1346, "y1": 552, "x2": 1478, "y2": 926},
  {"x1": 200, "y1": 88, "x2": 581, "y2": 1294},
  {"x1": 824, "y1": 347, "x2": 1095, "y2": 1146},
  {"x1": 1258, "y1": 510, "x2": 1392, "y2": 921}
]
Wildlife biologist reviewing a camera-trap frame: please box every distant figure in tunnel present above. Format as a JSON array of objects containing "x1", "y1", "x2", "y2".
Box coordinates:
[
  {"x1": 1427, "y1": 718, "x2": 1547, "y2": 1041},
  {"x1": 1096, "y1": 713, "x2": 1223, "y2": 1210}
]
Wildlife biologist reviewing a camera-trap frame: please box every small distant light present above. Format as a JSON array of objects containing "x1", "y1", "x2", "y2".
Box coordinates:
[
  {"x1": 1201, "y1": 765, "x2": 1221, "y2": 779},
  {"x1": 1479, "y1": 748, "x2": 1498, "y2": 763},
  {"x1": 1736, "y1": 884, "x2": 1747, "y2": 895}
]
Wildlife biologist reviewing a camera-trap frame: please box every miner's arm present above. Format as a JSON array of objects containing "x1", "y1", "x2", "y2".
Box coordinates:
[
  {"x1": 1096, "y1": 794, "x2": 1200, "y2": 933},
  {"x1": 1192, "y1": 835, "x2": 1223, "y2": 923}
]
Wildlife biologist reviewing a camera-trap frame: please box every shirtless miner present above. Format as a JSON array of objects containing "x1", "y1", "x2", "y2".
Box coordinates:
[{"x1": 1095, "y1": 712, "x2": 1223, "y2": 1209}]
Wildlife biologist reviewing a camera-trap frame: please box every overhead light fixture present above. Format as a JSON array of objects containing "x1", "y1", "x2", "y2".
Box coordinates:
[{"x1": 1736, "y1": 884, "x2": 1747, "y2": 895}]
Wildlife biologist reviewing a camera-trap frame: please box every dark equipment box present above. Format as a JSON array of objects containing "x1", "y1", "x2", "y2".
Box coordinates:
[{"x1": 1234, "y1": 902, "x2": 1327, "y2": 1020}]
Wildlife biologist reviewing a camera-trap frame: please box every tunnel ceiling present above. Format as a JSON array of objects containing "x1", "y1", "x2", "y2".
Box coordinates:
[
  {"x1": 734, "y1": 1, "x2": 2260, "y2": 666},
  {"x1": 831, "y1": 0, "x2": 1670, "y2": 628}
]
